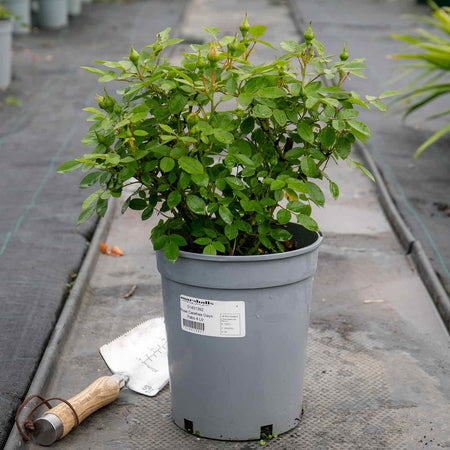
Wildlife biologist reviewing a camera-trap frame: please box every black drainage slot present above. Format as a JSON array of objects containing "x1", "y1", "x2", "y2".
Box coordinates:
[
  {"x1": 184, "y1": 419, "x2": 194, "y2": 434},
  {"x1": 260, "y1": 424, "x2": 273, "y2": 440}
]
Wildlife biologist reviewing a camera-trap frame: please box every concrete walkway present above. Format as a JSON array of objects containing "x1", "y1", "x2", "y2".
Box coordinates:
[
  {"x1": 0, "y1": 1, "x2": 185, "y2": 447},
  {"x1": 5, "y1": 0, "x2": 450, "y2": 449},
  {"x1": 289, "y1": 0, "x2": 450, "y2": 297}
]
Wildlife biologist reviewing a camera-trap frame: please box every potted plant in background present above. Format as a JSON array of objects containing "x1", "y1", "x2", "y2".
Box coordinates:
[
  {"x1": 58, "y1": 18, "x2": 393, "y2": 441},
  {"x1": 0, "y1": 4, "x2": 13, "y2": 89},
  {"x1": 2, "y1": 0, "x2": 30, "y2": 34},
  {"x1": 68, "y1": 0, "x2": 82, "y2": 17},
  {"x1": 390, "y1": 1, "x2": 450, "y2": 158},
  {"x1": 37, "y1": 0, "x2": 68, "y2": 29}
]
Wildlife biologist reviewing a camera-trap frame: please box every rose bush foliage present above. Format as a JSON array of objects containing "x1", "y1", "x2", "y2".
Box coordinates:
[{"x1": 58, "y1": 18, "x2": 394, "y2": 261}]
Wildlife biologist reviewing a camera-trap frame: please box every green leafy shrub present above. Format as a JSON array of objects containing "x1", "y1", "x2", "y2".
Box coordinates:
[
  {"x1": 0, "y1": 5, "x2": 14, "y2": 20},
  {"x1": 58, "y1": 18, "x2": 390, "y2": 261},
  {"x1": 390, "y1": 1, "x2": 450, "y2": 158}
]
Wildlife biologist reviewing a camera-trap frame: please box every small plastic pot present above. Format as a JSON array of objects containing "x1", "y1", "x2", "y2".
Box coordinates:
[
  {"x1": 38, "y1": 0, "x2": 68, "y2": 29},
  {"x1": 0, "y1": 19, "x2": 13, "y2": 89}
]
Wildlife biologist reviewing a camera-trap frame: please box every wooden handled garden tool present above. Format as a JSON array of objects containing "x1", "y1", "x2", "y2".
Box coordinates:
[{"x1": 16, "y1": 318, "x2": 169, "y2": 446}]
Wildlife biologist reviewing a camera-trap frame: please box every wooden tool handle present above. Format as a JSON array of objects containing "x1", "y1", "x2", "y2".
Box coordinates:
[{"x1": 44, "y1": 376, "x2": 120, "y2": 438}]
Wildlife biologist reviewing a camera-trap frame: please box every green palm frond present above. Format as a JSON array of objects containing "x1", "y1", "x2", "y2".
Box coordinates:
[{"x1": 391, "y1": 1, "x2": 450, "y2": 157}]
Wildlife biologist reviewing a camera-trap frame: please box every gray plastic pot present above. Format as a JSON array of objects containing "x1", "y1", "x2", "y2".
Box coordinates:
[
  {"x1": 3, "y1": 0, "x2": 31, "y2": 34},
  {"x1": 38, "y1": 0, "x2": 68, "y2": 29},
  {"x1": 68, "y1": 0, "x2": 82, "y2": 16},
  {"x1": 157, "y1": 223, "x2": 322, "y2": 440},
  {"x1": 0, "y1": 19, "x2": 13, "y2": 89}
]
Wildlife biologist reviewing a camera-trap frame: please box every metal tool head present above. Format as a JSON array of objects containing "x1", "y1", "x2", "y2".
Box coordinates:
[{"x1": 100, "y1": 317, "x2": 169, "y2": 397}]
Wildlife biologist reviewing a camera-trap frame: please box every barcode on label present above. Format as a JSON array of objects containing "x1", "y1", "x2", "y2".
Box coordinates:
[{"x1": 182, "y1": 318, "x2": 205, "y2": 331}]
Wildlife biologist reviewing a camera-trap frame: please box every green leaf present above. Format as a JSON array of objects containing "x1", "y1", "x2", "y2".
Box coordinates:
[
  {"x1": 214, "y1": 129, "x2": 234, "y2": 144},
  {"x1": 81, "y1": 66, "x2": 106, "y2": 75},
  {"x1": 249, "y1": 25, "x2": 267, "y2": 38},
  {"x1": 257, "y1": 87, "x2": 286, "y2": 98},
  {"x1": 318, "y1": 127, "x2": 335, "y2": 148},
  {"x1": 273, "y1": 109, "x2": 287, "y2": 126},
  {"x1": 297, "y1": 122, "x2": 314, "y2": 144},
  {"x1": 329, "y1": 180, "x2": 339, "y2": 199},
  {"x1": 238, "y1": 93, "x2": 253, "y2": 107},
  {"x1": 306, "y1": 182, "x2": 325, "y2": 206},
  {"x1": 414, "y1": 124, "x2": 450, "y2": 159},
  {"x1": 253, "y1": 104, "x2": 272, "y2": 118},
  {"x1": 203, "y1": 244, "x2": 217, "y2": 255},
  {"x1": 167, "y1": 191, "x2": 182, "y2": 208},
  {"x1": 186, "y1": 195, "x2": 206, "y2": 214},
  {"x1": 287, "y1": 201, "x2": 309, "y2": 213},
  {"x1": 277, "y1": 209, "x2": 291, "y2": 225},
  {"x1": 280, "y1": 40, "x2": 302, "y2": 53},
  {"x1": 195, "y1": 237, "x2": 212, "y2": 245},
  {"x1": 219, "y1": 206, "x2": 233, "y2": 225},
  {"x1": 286, "y1": 178, "x2": 307, "y2": 193},
  {"x1": 129, "y1": 198, "x2": 147, "y2": 210},
  {"x1": 79, "y1": 172, "x2": 101, "y2": 188},
  {"x1": 370, "y1": 100, "x2": 386, "y2": 111},
  {"x1": 160, "y1": 157, "x2": 175, "y2": 172},
  {"x1": 77, "y1": 204, "x2": 95, "y2": 225},
  {"x1": 347, "y1": 120, "x2": 371, "y2": 139},
  {"x1": 203, "y1": 26, "x2": 220, "y2": 37},
  {"x1": 56, "y1": 160, "x2": 83, "y2": 173},
  {"x1": 225, "y1": 176, "x2": 245, "y2": 190},
  {"x1": 170, "y1": 234, "x2": 187, "y2": 246},
  {"x1": 301, "y1": 156, "x2": 319, "y2": 177},
  {"x1": 213, "y1": 241, "x2": 226, "y2": 252},
  {"x1": 225, "y1": 224, "x2": 238, "y2": 240},
  {"x1": 141, "y1": 206, "x2": 154, "y2": 220},
  {"x1": 169, "y1": 94, "x2": 187, "y2": 114},
  {"x1": 192, "y1": 173, "x2": 209, "y2": 187},
  {"x1": 164, "y1": 241, "x2": 179, "y2": 263},
  {"x1": 270, "y1": 228, "x2": 292, "y2": 242},
  {"x1": 297, "y1": 214, "x2": 319, "y2": 231},
  {"x1": 270, "y1": 179, "x2": 285, "y2": 190},
  {"x1": 179, "y1": 156, "x2": 204, "y2": 174},
  {"x1": 82, "y1": 189, "x2": 102, "y2": 210},
  {"x1": 379, "y1": 90, "x2": 401, "y2": 99},
  {"x1": 348, "y1": 159, "x2": 375, "y2": 182}
]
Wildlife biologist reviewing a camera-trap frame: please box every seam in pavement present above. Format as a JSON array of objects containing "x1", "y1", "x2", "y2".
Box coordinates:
[
  {"x1": 287, "y1": 0, "x2": 450, "y2": 331},
  {"x1": 4, "y1": 2, "x2": 191, "y2": 448},
  {"x1": 4, "y1": 202, "x2": 116, "y2": 450}
]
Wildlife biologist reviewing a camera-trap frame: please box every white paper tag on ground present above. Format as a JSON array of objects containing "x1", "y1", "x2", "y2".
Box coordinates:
[{"x1": 180, "y1": 294, "x2": 246, "y2": 338}]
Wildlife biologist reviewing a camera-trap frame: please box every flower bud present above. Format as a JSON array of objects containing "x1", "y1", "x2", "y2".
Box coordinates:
[
  {"x1": 340, "y1": 43, "x2": 349, "y2": 61},
  {"x1": 239, "y1": 14, "x2": 250, "y2": 37},
  {"x1": 187, "y1": 112, "x2": 199, "y2": 128},
  {"x1": 207, "y1": 43, "x2": 220, "y2": 66},
  {"x1": 196, "y1": 54, "x2": 206, "y2": 69},
  {"x1": 129, "y1": 44, "x2": 140, "y2": 66},
  {"x1": 304, "y1": 24, "x2": 314, "y2": 45}
]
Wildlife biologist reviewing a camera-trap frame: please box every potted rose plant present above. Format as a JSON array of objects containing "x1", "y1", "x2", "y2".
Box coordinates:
[
  {"x1": 57, "y1": 18, "x2": 393, "y2": 441},
  {"x1": 2, "y1": 0, "x2": 30, "y2": 34},
  {"x1": 0, "y1": 4, "x2": 13, "y2": 89}
]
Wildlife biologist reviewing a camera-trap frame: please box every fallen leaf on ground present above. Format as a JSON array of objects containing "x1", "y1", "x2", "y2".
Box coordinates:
[
  {"x1": 99, "y1": 243, "x2": 124, "y2": 257},
  {"x1": 109, "y1": 246, "x2": 124, "y2": 257},
  {"x1": 363, "y1": 299, "x2": 384, "y2": 304}
]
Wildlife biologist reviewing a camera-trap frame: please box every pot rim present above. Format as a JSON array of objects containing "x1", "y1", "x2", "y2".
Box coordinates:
[{"x1": 176, "y1": 226, "x2": 323, "y2": 262}]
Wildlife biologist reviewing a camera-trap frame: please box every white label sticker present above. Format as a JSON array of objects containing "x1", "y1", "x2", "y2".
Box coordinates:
[{"x1": 180, "y1": 295, "x2": 245, "y2": 338}]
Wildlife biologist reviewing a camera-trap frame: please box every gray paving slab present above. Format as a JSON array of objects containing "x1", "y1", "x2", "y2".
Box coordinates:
[
  {"x1": 288, "y1": 0, "x2": 450, "y2": 295},
  {"x1": 8, "y1": 0, "x2": 450, "y2": 449},
  {"x1": 0, "y1": 1, "x2": 186, "y2": 447}
]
